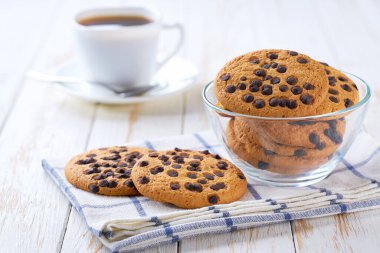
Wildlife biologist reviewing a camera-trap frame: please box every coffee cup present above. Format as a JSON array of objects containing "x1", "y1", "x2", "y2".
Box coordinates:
[{"x1": 73, "y1": 6, "x2": 183, "y2": 91}]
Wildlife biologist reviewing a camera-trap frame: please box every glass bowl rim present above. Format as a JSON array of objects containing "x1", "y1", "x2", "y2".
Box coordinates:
[{"x1": 202, "y1": 71, "x2": 371, "y2": 121}]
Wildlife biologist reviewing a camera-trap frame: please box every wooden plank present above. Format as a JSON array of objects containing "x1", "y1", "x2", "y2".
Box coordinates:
[
  {"x1": 290, "y1": 0, "x2": 380, "y2": 252},
  {"x1": 292, "y1": 209, "x2": 380, "y2": 253},
  {"x1": 179, "y1": 0, "x2": 296, "y2": 252},
  {"x1": 61, "y1": 1, "x2": 184, "y2": 252},
  {"x1": 0, "y1": 0, "x2": 60, "y2": 130}
]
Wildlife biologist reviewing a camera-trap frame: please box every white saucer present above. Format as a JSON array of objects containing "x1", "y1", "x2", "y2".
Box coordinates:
[{"x1": 53, "y1": 57, "x2": 198, "y2": 104}]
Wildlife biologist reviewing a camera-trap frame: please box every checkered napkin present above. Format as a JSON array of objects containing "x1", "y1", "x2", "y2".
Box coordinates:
[{"x1": 42, "y1": 131, "x2": 380, "y2": 253}]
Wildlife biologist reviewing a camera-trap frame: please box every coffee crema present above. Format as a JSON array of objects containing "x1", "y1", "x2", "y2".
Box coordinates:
[{"x1": 78, "y1": 15, "x2": 152, "y2": 27}]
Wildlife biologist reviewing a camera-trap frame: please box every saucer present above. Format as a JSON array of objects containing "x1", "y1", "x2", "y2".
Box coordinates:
[{"x1": 53, "y1": 57, "x2": 198, "y2": 104}]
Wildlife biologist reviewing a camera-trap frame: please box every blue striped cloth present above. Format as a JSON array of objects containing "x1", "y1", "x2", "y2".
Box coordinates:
[{"x1": 42, "y1": 131, "x2": 380, "y2": 253}]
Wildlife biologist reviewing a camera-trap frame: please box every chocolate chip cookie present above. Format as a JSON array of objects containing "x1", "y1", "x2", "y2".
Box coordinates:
[
  {"x1": 215, "y1": 49, "x2": 330, "y2": 117},
  {"x1": 231, "y1": 118, "x2": 340, "y2": 159},
  {"x1": 226, "y1": 119, "x2": 330, "y2": 171},
  {"x1": 130, "y1": 148, "x2": 247, "y2": 208},
  {"x1": 65, "y1": 146, "x2": 149, "y2": 196},
  {"x1": 315, "y1": 63, "x2": 360, "y2": 114}
]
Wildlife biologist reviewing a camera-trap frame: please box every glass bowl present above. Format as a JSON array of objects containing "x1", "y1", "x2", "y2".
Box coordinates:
[{"x1": 202, "y1": 72, "x2": 371, "y2": 187}]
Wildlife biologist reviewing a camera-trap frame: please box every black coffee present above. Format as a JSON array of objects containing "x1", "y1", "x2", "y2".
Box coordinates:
[{"x1": 79, "y1": 15, "x2": 152, "y2": 27}]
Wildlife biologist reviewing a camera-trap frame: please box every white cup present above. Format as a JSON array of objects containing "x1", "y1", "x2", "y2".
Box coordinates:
[{"x1": 73, "y1": 6, "x2": 183, "y2": 91}]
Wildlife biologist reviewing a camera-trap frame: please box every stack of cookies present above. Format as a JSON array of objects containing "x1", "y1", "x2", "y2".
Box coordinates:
[
  {"x1": 65, "y1": 146, "x2": 247, "y2": 208},
  {"x1": 214, "y1": 49, "x2": 360, "y2": 174}
]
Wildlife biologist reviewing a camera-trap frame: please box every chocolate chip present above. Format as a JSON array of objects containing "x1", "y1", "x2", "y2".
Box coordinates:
[
  {"x1": 329, "y1": 96, "x2": 339, "y2": 103},
  {"x1": 344, "y1": 98, "x2": 354, "y2": 108},
  {"x1": 86, "y1": 153, "x2": 97, "y2": 158},
  {"x1": 286, "y1": 99, "x2": 298, "y2": 109},
  {"x1": 268, "y1": 53, "x2": 278, "y2": 60},
  {"x1": 88, "y1": 184, "x2": 99, "y2": 193},
  {"x1": 261, "y1": 63, "x2": 270, "y2": 69},
  {"x1": 197, "y1": 179, "x2": 208, "y2": 184},
  {"x1": 254, "y1": 99, "x2": 265, "y2": 108},
  {"x1": 217, "y1": 161, "x2": 228, "y2": 170},
  {"x1": 104, "y1": 171, "x2": 114, "y2": 178},
  {"x1": 261, "y1": 85, "x2": 273, "y2": 95},
  {"x1": 174, "y1": 157, "x2": 185, "y2": 164},
  {"x1": 99, "y1": 180, "x2": 109, "y2": 187},
  {"x1": 108, "y1": 181, "x2": 117, "y2": 188},
  {"x1": 76, "y1": 158, "x2": 97, "y2": 165},
  {"x1": 328, "y1": 88, "x2": 339, "y2": 95},
  {"x1": 125, "y1": 179, "x2": 135, "y2": 188},
  {"x1": 139, "y1": 176, "x2": 150, "y2": 184},
  {"x1": 237, "y1": 83, "x2": 247, "y2": 90},
  {"x1": 338, "y1": 76, "x2": 348, "y2": 82},
  {"x1": 320, "y1": 62, "x2": 329, "y2": 66},
  {"x1": 250, "y1": 79, "x2": 262, "y2": 87},
  {"x1": 213, "y1": 154, "x2": 222, "y2": 160},
  {"x1": 291, "y1": 86, "x2": 303, "y2": 95},
  {"x1": 325, "y1": 69, "x2": 331, "y2": 75},
  {"x1": 92, "y1": 174, "x2": 103, "y2": 180},
  {"x1": 269, "y1": 97, "x2": 279, "y2": 107},
  {"x1": 309, "y1": 133, "x2": 320, "y2": 145},
  {"x1": 158, "y1": 155, "x2": 169, "y2": 161},
  {"x1": 258, "y1": 161, "x2": 268, "y2": 170},
  {"x1": 250, "y1": 58, "x2": 260, "y2": 64},
  {"x1": 187, "y1": 166, "x2": 201, "y2": 172},
  {"x1": 279, "y1": 98, "x2": 288, "y2": 107},
  {"x1": 294, "y1": 149, "x2": 306, "y2": 157},
  {"x1": 118, "y1": 163, "x2": 128, "y2": 167},
  {"x1": 220, "y1": 73, "x2": 230, "y2": 81},
  {"x1": 237, "y1": 173, "x2": 246, "y2": 180},
  {"x1": 84, "y1": 168, "x2": 98, "y2": 175},
  {"x1": 139, "y1": 161, "x2": 149, "y2": 167},
  {"x1": 242, "y1": 94, "x2": 254, "y2": 103},
  {"x1": 187, "y1": 173, "x2": 197, "y2": 179},
  {"x1": 264, "y1": 149, "x2": 276, "y2": 155},
  {"x1": 168, "y1": 170, "x2": 179, "y2": 177},
  {"x1": 185, "y1": 182, "x2": 203, "y2": 192},
  {"x1": 271, "y1": 62, "x2": 278, "y2": 68},
  {"x1": 279, "y1": 85, "x2": 288, "y2": 92},
  {"x1": 150, "y1": 166, "x2": 164, "y2": 175},
  {"x1": 328, "y1": 76, "x2": 337, "y2": 86},
  {"x1": 210, "y1": 182, "x2": 226, "y2": 191},
  {"x1": 327, "y1": 120, "x2": 337, "y2": 130},
  {"x1": 277, "y1": 65, "x2": 287, "y2": 73},
  {"x1": 352, "y1": 83, "x2": 358, "y2": 90},
  {"x1": 116, "y1": 168, "x2": 125, "y2": 174},
  {"x1": 255, "y1": 69, "x2": 266, "y2": 77},
  {"x1": 203, "y1": 173, "x2": 215, "y2": 180},
  {"x1": 166, "y1": 151, "x2": 177, "y2": 155},
  {"x1": 303, "y1": 83, "x2": 315, "y2": 90},
  {"x1": 341, "y1": 84, "x2": 352, "y2": 92},
  {"x1": 114, "y1": 174, "x2": 127, "y2": 179},
  {"x1": 208, "y1": 195, "x2": 219, "y2": 204},
  {"x1": 172, "y1": 164, "x2": 181, "y2": 169},
  {"x1": 300, "y1": 94, "x2": 314, "y2": 105},
  {"x1": 297, "y1": 57, "x2": 308, "y2": 64},
  {"x1": 289, "y1": 51, "x2": 298, "y2": 56},
  {"x1": 162, "y1": 161, "x2": 171, "y2": 166},
  {"x1": 124, "y1": 170, "x2": 132, "y2": 177},
  {"x1": 324, "y1": 128, "x2": 343, "y2": 144},
  {"x1": 264, "y1": 75, "x2": 273, "y2": 81},
  {"x1": 102, "y1": 154, "x2": 121, "y2": 161},
  {"x1": 214, "y1": 171, "x2": 224, "y2": 177},
  {"x1": 201, "y1": 150, "x2": 210, "y2": 155},
  {"x1": 286, "y1": 76, "x2": 297, "y2": 85},
  {"x1": 193, "y1": 155, "x2": 204, "y2": 160},
  {"x1": 249, "y1": 84, "x2": 260, "y2": 92},
  {"x1": 316, "y1": 142, "x2": 326, "y2": 150},
  {"x1": 170, "y1": 182, "x2": 180, "y2": 190},
  {"x1": 189, "y1": 161, "x2": 200, "y2": 167},
  {"x1": 240, "y1": 76, "x2": 247, "y2": 81},
  {"x1": 225, "y1": 85, "x2": 236, "y2": 93},
  {"x1": 271, "y1": 77, "x2": 280, "y2": 84},
  {"x1": 174, "y1": 147, "x2": 182, "y2": 152}
]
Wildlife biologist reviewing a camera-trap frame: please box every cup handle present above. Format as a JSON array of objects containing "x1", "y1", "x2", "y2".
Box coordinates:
[{"x1": 156, "y1": 23, "x2": 184, "y2": 70}]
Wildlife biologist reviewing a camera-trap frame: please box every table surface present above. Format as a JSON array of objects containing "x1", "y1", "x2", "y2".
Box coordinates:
[{"x1": 2, "y1": 0, "x2": 380, "y2": 252}]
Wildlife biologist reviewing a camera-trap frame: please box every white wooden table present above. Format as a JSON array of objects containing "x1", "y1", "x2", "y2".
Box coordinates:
[{"x1": 2, "y1": 0, "x2": 380, "y2": 252}]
